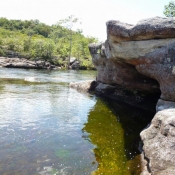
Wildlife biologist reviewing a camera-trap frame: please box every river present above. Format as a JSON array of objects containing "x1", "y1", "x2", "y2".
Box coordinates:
[{"x1": 0, "y1": 68, "x2": 153, "y2": 175}]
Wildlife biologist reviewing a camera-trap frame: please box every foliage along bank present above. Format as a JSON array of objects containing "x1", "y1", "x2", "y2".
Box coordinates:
[{"x1": 0, "y1": 17, "x2": 98, "y2": 69}]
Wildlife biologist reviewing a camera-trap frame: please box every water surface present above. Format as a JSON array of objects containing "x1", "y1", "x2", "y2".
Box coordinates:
[{"x1": 0, "y1": 68, "x2": 153, "y2": 175}]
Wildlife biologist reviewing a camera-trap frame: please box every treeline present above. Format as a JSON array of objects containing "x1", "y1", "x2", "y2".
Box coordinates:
[{"x1": 0, "y1": 17, "x2": 97, "y2": 69}]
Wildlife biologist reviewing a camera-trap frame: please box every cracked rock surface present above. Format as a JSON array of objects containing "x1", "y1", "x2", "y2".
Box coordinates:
[{"x1": 89, "y1": 17, "x2": 175, "y2": 174}]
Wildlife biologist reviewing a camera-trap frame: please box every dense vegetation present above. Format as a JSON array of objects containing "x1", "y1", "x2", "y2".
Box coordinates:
[
  {"x1": 164, "y1": 1, "x2": 175, "y2": 17},
  {"x1": 0, "y1": 17, "x2": 98, "y2": 69}
]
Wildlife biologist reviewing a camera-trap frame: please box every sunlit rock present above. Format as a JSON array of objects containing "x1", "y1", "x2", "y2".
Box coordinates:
[
  {"x1": 69, "y1": 80, "x2": 97, "y2": 92},
  {"x1": 0, "y1": 57, "x2": 57, "y2": 69},
  {"x1": 89, "y1": 17, "x2": 175, "y2": 175},
  {"x1": 140, "y1": 109, "x2": 175, "y2": 175}
]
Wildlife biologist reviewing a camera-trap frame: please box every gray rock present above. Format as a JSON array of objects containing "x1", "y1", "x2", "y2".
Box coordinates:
[
  {"x1": 89, "y1": 17, "x2": 175, "y2": 175},
  {"x1": 70, "y1": 57, "x2": 77, "y2": 64},
  {"x1": 140, "y1": 109, "x2": 175, "y2": 175},
  {"x1": 0, "y1": 57, "x2": 57, "y2": 69},
  {"x1": 107, "y1": 17, "x2": 175, "y2": 43},
  {"x1": 89, "y1": 40, "x2": 160, "y2": 94},
  {"x1": 89, "y1": 17, "x2": 175, "y2": 102},
  {"x1": 69, "y1": 80, "x2": 97, "y2": 92},
  {"x1": 156, "y1": 99, "x2": 175, "y2": 112},
  {"x1": 95, "y1": 83, "x2": 115, "y2": 95},
  {"x1": 71, "y1": 61, "x2": 80, "y2": 69}
]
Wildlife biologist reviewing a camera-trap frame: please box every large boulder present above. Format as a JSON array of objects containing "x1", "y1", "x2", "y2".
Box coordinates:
[
  {"x1": 89, "y1": 17, "x2": 175, "y2": 102},
  {"x1": 89, "y1": 17, "x2": 175, "y2": 175},
  {"x1": 69, "y1": 80, "x2": 97, "y2": 92},
  {"x1": 107, "y1": 17, "x2": 175, "y2": 43}
]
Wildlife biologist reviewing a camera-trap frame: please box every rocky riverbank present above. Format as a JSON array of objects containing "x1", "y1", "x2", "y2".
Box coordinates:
[
  {"x1": 0, "y1": 56, "x2": 93, "y2": 70},
  {"x1": 71, "y1": 17, "x2": 175, "y2": 175},
  {"x1": 0, "y1": 57, "x2": 60, "y2": 69}
]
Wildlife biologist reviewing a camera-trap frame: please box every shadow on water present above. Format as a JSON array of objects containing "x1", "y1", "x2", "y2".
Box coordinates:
[
  {"x1": 0, "y1": 68, "x2": 157, "y2": 174},
  {"x1": 82, "y1": 97, "x2": 155, "y2": 175}
]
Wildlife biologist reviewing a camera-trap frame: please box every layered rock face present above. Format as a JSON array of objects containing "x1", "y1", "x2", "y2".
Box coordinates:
[{"x1": 89, "y1": 17, "x2": 175, "y2": 175}]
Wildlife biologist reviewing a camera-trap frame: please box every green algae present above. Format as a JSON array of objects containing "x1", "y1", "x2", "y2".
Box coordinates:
[
  {"x1": 83, "y1": 98, "x2": 153, "y2": 175},
  {"x1": 83, "y1": 99, "x2": 130, "y2": 175},
  {"x1": 0, "y1": 68, "x2": 155, "y2": 175}
]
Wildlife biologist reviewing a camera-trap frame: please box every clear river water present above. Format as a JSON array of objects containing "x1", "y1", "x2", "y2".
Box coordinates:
[{"x1": 0, "y1": 68, "x2": 154, "y2": 175}]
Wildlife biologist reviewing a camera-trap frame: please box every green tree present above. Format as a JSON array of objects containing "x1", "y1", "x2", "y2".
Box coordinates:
[
  {"x1": 164, "y1": 1, "x2": 175, "y2": 17},
  {"x1": 0, "y1": 17, "x2": 98, "y2": 69},
  {"x1": 58, "y1": 15, "x2": 80, "y2": 69}
]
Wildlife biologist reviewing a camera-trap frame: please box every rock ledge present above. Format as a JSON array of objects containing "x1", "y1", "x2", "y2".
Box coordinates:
[{"x1": 88, "y1": 17, "x2": 175, "y2": 175}]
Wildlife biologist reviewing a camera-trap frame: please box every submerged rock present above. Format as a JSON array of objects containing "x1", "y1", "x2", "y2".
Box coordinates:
[{"x1": 88, "y1": 17, "x2": 175, "y2": 175}]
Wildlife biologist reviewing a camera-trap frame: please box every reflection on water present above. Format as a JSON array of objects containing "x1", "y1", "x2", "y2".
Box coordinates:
[
  {"x1": 0, "y1": 68, "x2": 97, "y2": 175},
  {"x1": 83, "y1": 98, "x2": 154, "y2": 175},
  {"x1": 0, "y1": 68, "x2": 154, "y2": 175},
  {"x1": 83, "y1": 99, "x2": 128, "y2": 175}
]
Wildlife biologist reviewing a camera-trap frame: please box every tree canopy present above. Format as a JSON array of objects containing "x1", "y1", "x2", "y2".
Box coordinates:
[
  {"x1": 0, "y1": 17, "x2": 98, "y2": 69},
  {"x1": 164, "y1": 1, "x2": 175, "y2": 17}
]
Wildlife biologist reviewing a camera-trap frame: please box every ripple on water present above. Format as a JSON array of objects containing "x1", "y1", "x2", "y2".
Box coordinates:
[
  {"x1": 0, "y1": 69, "x2": 98, "y2": 175},
  {"x1": 0, "y1": 68, "x2": 152, "y2": 175}
]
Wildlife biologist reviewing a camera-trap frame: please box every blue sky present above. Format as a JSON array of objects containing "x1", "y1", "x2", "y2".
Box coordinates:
[{"x1": 0, "y1": 0, "x2": 171, "y2": 41}]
